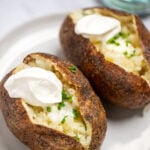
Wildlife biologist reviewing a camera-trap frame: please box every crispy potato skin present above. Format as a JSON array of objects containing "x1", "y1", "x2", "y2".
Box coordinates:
[
  {"x1": 0, "y1": 53, "x2": 107, "y2": 150},
  {"x1": 60, "y1": 7, "x2": 150, "y2": 109}
]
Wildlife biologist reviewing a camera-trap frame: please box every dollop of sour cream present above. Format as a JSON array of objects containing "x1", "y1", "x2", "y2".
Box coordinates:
[
  {"x1": 4, "y1": 67, "x2": 62, "y2": 106},
  {"x1": 75, "y1": 14, "x2": 121, "y2": 42}
]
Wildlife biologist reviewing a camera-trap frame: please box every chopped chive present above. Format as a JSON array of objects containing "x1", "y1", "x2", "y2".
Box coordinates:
[
  {"x1": 57, "y1": 101, "x2": 65, "y2": 110},
  {"x1": 72, "y1": 109, "x2": 80, "y2": 119},
  {"x1": 47, "y1": 106, "x2": 51, "y2": 112},
  {"x1": 119, "y1": 32, "x2": 129, "y2": 38},
  {"x1": 107, "y1": 37, "x2": 120, "y2": 46},
  {"x1": 62, "y1": 90, "x2": 68, "y2": 99},
  {"x1": 69, "y1": 65, "x2": 77, "y2": 73},
  {"x1": 115, "y1": 42, "x2": 120, "y2": 46},
  {"x1": 107, "y1": 38, "x2": 115, "y2": 44},
  {"x1": 67, "y1": 96, "x2": 72, "y2": 102},
  {"x1": 123, "y1": 50, "x2": 136, "y2": 58},
  {"x1": 107, "y1": 32, "x2": 129, "y2": 46},
  {"x1": 130, "y1": 50, "x2": 136, "y2": 57},
  {"x1": 61, "y1": 115, "x2": 68, "y2": 124},
  {"x1": 123, "y1": 51, "x2": 128, "y2": 56},
  {"x1": 74, "y1": 135, "x2": 80, "y2": 141},
  {"x1": 126, "y1": 40, "x2": 131, "y2": 46},
  {"x1": 114, "y1": 34, "x2": 119, "y2": 39},
  {"x1": 62, "y1": 90, "x2": 73, "y2": 102}
]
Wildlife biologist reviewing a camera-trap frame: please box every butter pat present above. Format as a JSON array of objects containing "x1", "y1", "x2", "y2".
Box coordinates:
[
  {"x1": 4, "y1": 67, "x2": 62, "y2": 106},
  {"x1": 75, "y1": 14, "x2": 121, "y2": 42}
]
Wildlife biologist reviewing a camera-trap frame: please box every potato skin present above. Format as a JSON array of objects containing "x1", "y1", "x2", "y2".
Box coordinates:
[
  {"x1": 60, "y1": 7, "x2": 150, "y2": 109},
  {"x1": 0, "y1": 53, "x2": 107, "y2": 150}
]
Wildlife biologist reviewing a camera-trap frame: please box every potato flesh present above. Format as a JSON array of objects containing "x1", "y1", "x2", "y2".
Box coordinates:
[
  {"x1": 71, "y1": 9, "x2": 150, "y2": 84},
  {"x1": 13, "y1": 60, "x2": 91, "y2": 149}
]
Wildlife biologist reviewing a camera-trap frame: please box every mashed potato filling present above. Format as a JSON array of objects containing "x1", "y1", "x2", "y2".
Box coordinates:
[
  {"x1": 71, "y1": 9, "x2": 150, "y2": 84},
  {"x1": 14, "y1": 59, "x2": 91, "y2": 149}
]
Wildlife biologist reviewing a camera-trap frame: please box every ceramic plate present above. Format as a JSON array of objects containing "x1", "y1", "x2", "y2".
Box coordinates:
[{"x1": 0, "y1": 14, "x2": 150, "y2": 150}]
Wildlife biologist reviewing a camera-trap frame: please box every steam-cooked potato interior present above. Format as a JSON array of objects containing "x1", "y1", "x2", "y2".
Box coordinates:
[
  {"x1": 13, "y1": 57, "x2": 92, "y2": 149},
  {"x1": 70, "y1": 9, "x2": 150, "y2": 84}
]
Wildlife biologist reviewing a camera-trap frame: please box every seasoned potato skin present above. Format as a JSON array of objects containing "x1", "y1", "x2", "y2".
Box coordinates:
[
  {"x1": 60, "y1": 7, "x2": 150, "y2": 109},
  {"x1": 0, "y1": 53, "x2": 107, "y2": 150}
]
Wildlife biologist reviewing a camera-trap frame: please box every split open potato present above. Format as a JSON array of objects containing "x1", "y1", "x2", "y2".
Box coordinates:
[
  {"x1": 0, "y1": 53, "x2": 106, "y2": 150},
  {"x1": 60, "y1": 7, "x2": 150, "y2": 109}
]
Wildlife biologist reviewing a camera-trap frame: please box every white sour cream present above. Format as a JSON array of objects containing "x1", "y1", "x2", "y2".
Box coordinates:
[
  {"x1": 4, "y1": 67, "x2": 62, "y2": 106},
  {"x1": 75, "y1": 14, "x2": 121, "y2": 42}
]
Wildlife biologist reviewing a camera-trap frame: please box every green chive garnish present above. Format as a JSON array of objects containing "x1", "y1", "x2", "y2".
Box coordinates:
[
  {"x1": 123, "y1": 50, "x2": 136, "y2": 58},
  {"x1": 62, "y1": 90, "x2": 72, "y2": 102},
  {"x1": 130, "y1": 50, "x2": 136, "y2": 57},
  {"x1": 47, "y1": 106, "x2": 51, "y2": 112},
  {"x1": 69, "y1": 65, "x2": 77, "y2": 73},
  {"x1": 74, "y1": 135, "x2": 80, "y2": 141},
  {"x1": 107, "y1": 32, "x2": 129, "y2": 46},
  {"x1": 126, "y1": 40, "x2": 131, "y2": 46},
  {"x1": 123, "y1": 51, "x2": 128, "y2": 56},
  {"x1": 119, "y1": 32, "x2": 129, "y2": 38},
  {"x1": 72, "y1": 109, "x2": 80, "y2": 119},
  {"x1": 107, "y1": 37, "x2": 120, "y2": 46},
  {"x1": 57, "y1": 101, "x2": 65, "y2": 110},
  {"x1": 61, "y1": 116, "x2": 68, "y2": 124},
  {"x1": 115, "y1": 42, "x2": 120, "y2": 46}
]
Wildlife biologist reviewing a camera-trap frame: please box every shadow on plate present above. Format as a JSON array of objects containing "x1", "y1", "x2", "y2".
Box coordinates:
[{"x1": 102, "y1": 100, "x2": 143, "y2": 120}]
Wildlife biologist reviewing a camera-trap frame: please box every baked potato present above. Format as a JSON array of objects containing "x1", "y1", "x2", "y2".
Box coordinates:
[
  {"x1": 60, "y1": 7, "x2": 150, "y2": 109},
  {"x1": 0, "y1": 53, "x2": 106, "y2": 150}
]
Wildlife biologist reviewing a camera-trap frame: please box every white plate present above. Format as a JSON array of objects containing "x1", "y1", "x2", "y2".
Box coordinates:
[{"x1": 0, "y1": 14, "x2": 150, "y2": 150}]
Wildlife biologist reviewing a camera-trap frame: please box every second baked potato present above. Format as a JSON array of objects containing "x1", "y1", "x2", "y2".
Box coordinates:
[{"x1": 60, "y1": 7, "x2": 150, "y2": 109}]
